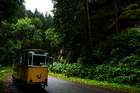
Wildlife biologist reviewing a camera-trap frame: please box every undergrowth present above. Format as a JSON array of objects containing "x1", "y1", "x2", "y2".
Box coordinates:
[
  {"x1": 0, "y1": 66, "x2": 12, "y2": 92},
  {"x1": 49, "y1": 54, "x2": 140, "y2": 86}
]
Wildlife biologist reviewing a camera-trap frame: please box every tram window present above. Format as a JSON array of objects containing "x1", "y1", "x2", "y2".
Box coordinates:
[
  {"x1": 28, "y1": 55, "x2": 32, "y2": 65},
  {"x1": 33, "y1": 56, "x2": 46, "y2": 66},
  {"x1": 22, "y1": 54, "x2": 28, "y2": 66}
]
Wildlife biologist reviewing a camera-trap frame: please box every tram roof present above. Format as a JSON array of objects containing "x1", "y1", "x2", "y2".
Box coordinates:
[
  {"x1": 16, "y1": 49, "x2": 47, "y2": 55},
  {"x1": 14, "y1": 49, "x2": 48, "y2": 58},
  {"x1": 23, "y1": 49, "x2": 47, "y2": 52}
]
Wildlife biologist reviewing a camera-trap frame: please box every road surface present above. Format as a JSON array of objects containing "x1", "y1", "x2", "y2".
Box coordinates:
[
  {"x1": 3, "y1": 76, "x2": 124, "y2": 93},
  {"x1": 46, "y1": 77, "x2": 121, "y2": 93}
]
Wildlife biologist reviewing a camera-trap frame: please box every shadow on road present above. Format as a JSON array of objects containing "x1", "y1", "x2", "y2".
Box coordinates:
[
  {"x1": 16, "y1": 84, "x2": 48, "y2": 93},
  {"x1": 2, "y1": 75, "x2": 48, "y2": 93}
]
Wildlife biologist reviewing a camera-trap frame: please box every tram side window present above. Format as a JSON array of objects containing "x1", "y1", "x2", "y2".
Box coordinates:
[
  {"x1": 28, "y1": 54, "x2": 32, "y2": 65},
  {"x1": 22, "y1": 53, "x2": 28, "y2": 66},
  {"x1": 33, "y1": 56, "x2": 46, "y2": 66}
]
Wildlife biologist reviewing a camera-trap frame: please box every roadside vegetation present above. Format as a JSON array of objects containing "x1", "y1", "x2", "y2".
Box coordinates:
[
  {"x1": 49, "y1": 28, "x2": 140, "y2": 93},
  {"x1": 49, "y1": 53, "x2": 140, "y2": 93},
  {"x1": 49, "y1": 60, "x2": 140, "y2": 93},
  {"x1": 0, "y1": 66, "x2": 12, "y2": 92},
  {"x1": 49, "y1": 60, "x2": 140, "y2": 86}
]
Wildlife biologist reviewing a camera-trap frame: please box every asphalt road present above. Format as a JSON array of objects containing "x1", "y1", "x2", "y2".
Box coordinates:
[
  {"x1": 45, "y1": 77, "x2": 121, "y2": 93},
  {"x1": 3, "y1": 76, "x2": 123, "y2": 93}
]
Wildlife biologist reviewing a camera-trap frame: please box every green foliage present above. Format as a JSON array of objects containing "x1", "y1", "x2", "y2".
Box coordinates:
[
  {"x1": 13, "y1": 17, "x2": 35, "y2": 39},
  {"x1": 0, "y1": 15, "x2": 55, "y2": 64},
  {"x1": 45, "y1": 28, "x2": 63, "y2": 47},
  {"x1": 0, "y1": 0, "x2": 24, "y2": 21},
  {"x1": 0, "y1": 66, "x2": 12, "y2": 77},
  {"x1": 49, "y1": 55, "x2": 140, "y2": 85},
  {"x1": 31, "y1": 18, "x2": 43, "y2": 29},
  {"x1": 111, "y1": 28, "x2": 140, "y2": 57},
  {"x1": 10, "y1": 17, "x2": 37, "y2": 49},
  {"x1": 0, "y1": 66, "x2": 12, "y2": 92},
  {"x1": 92, "y1": 27, "x2": 140, "y2": 64},
  {"x1": 52, "y1": 0, "x2": 140, "y2": 64},
  {"x1": 0, "y1": 0, "x2": 56, "y2": 65},
  {"x1": 121, "y1": 3, "x2": 140, "y2": 20},
  {"x1": 49, "y1": 62, "x2": 83, "y2": 77}
]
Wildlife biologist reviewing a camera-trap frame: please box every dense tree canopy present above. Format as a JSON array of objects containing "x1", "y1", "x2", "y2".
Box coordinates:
[
  {"x1": 0, "y1": 0, "x2": 24, "y2": 23},
  {"x1": 52, "y1": 0, "x2": 140, "y2": 64},
  {"x1": 0, "y1": 0, "x2": 140, "y2": 65}
]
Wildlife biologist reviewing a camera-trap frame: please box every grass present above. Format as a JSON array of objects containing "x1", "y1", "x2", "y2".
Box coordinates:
[
  {"x1": 49, "y1": 72, "x2": 140, "y2": 93},
  {"x1": 0, "y1": 66, "x2": 12, "y2": 92},
  {"x1": 0, "y1": 66, "x2": 12, "y2": 79}
]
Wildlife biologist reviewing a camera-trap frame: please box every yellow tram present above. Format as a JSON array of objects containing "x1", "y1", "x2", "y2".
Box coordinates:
[{"x1": 12, "y1": 49, "x2": 48, "y2": 87}]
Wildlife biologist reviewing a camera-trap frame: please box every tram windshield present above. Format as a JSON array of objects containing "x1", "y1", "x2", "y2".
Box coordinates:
[{"x1": 33, "y1": 55, "x2": 47, "y2": 66}]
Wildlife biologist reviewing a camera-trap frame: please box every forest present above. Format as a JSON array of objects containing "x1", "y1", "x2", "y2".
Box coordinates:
[{"x1": 0, "y1": 0, "x2": 140, "y2": 91}]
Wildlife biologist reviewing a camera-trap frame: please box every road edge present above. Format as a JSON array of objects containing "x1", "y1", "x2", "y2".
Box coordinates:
[{"x1": 48, "y1": 72, "x2": 140, "y2": 93}]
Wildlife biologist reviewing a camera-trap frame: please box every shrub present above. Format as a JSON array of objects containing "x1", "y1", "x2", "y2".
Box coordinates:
[
  {"x1": 111, "y1": 28, "x2": 140, "y2": 57},
  {"x1": 49, "y1": 60, "x2": 140, "y2": 86}
]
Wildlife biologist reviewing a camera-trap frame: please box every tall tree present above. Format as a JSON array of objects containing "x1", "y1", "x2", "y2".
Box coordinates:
[
  {"x1": 52, "y1": 0, "x2": 140, "y2": 64},
  {"x1": 53, "y1": 0, "x2": 83, "y2": 62},
  {"x1": 0, "y1": 0, "x2": 24, "y2": 23}
]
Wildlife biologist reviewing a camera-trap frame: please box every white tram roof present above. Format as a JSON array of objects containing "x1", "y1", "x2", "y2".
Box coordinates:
[{"x1": 21, "y1": 49, "x2": 48, "y2": 55}]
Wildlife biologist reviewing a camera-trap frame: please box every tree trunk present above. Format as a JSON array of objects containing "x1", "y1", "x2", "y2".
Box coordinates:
[{"x1": 114, "y1": 0, "x2": 119, "y2": 32}]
